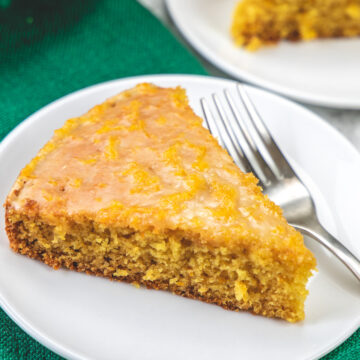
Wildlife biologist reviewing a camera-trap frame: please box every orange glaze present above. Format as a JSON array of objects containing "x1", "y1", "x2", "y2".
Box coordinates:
[{"x1": 7, "y1": 83, "x2": 309, "y2": 257}]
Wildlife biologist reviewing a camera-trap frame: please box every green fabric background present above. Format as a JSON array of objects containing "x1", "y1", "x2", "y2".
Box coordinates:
[{"x1": 0, "y1": 0, "x2": 358, "y2": 359}]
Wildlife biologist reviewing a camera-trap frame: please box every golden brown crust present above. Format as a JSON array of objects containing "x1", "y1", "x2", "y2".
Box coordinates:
[
  {"x1": 4, "y1": 210, "x2": 260, "y2": 317},
  {"x1": 5, "y1": 203, "x2": 314, "y2": 322},
  {"x1": 8, "y1": 238, "x2": 251, "y2": 314}
]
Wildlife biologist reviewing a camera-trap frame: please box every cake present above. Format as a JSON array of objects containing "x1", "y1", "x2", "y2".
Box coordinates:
[
  {"x1": 4, "y1": 83, "x2": 316, "y2": 322},
  {"x1": 231, "y1": 0, "x2": 360, "y2": 50}
]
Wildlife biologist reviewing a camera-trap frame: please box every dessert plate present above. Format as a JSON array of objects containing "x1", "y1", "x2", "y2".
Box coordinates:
[
  {"x1": 166, "y1": 0, "x2": 360, "y2": 109},
  {"x1": 0, "y1": 74, "x2": 359, "y2": 360}
]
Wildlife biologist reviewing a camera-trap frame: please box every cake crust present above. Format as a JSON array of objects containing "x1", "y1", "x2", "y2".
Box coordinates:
[{"x1": 5, "y1": 210, "x2": 253, "y2": 314}]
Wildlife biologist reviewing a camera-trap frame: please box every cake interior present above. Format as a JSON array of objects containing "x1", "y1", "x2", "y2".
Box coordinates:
[{"x1": 7, "y1": 208, "x2": 313, "y2": 322}]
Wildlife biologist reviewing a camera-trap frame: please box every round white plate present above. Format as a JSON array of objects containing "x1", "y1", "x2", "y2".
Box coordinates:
[
  {"x1": 0, "y1": 75, "x2": 359, "y2": 360},
  {"x1": 166, "y1": 0, "x2": 360, "y2": 109}
]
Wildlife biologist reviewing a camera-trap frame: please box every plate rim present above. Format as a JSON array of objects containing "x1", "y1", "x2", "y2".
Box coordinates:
[
  {"x1": 0, "y1": 73, "x2": 359, "y2": 360},
  {"x1": 165, "y1": 0, "x2": 360, "y2": 109}
]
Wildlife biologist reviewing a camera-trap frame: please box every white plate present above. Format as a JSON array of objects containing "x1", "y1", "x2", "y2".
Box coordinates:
[
  {"x1": 166, "y1": 0, "x2": 360, "y2": 109},
  {"x1": 0, "y1": 75, "x2": 359, "y2": 360}
]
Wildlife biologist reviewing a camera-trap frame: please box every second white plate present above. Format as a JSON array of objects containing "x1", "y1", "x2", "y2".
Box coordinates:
[
  {"x1": 0, "y1": 75, "x2": 359, "y2": 360},
  {"x1": 166, "y1": 0, "x2": 360, "y2": 108}
]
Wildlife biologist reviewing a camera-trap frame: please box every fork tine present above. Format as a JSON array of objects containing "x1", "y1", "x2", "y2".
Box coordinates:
[
  {"x1": 223, "y1": 90, "x2": 277, "y2": 186},
  {"x1": 211, "y1": 94, "x2": 253, "y2": 173},
  {"x1": 200, "y1": 98, "x2": 225, "y2": 148},
  {"x1": 237, "y1": 84, "x2": 296, "y2": 179},
  {"x1": 201, "y1": 98, "x2": 250, "y2": 173}
]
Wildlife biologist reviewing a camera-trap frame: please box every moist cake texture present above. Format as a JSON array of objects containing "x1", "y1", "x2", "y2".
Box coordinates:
[
  {"x1": 231, "y1": 0, "x2": 360, "y2": 50},
  {"x1": 5, "y1": 83, "x2": 316, "y2": 322}
]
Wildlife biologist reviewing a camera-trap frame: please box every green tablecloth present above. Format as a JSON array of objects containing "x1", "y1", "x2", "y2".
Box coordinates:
[{"x1": 0, "y1": 0, "x2": 358, "y2": 358}]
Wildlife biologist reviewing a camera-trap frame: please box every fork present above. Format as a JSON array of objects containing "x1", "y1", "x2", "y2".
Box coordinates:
[{"x1": 200, "y1": 84, "x2": 360, "y2": 282}]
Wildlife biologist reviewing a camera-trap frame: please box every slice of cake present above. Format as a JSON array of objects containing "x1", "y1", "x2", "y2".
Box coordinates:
[
  {"x1": 4, "y1": 83, "x2": 316, "y2": 322},
  {"x1": 231, "y1": 0, "x2": 360, "y2": 50}
]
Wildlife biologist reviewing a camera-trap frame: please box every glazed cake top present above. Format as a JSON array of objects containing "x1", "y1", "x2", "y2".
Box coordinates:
[{"x1": 6, "y1": 83, "x2": 313, "y2": 258}]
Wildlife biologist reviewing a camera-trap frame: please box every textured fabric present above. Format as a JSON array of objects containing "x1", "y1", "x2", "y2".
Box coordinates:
[
  {"x1": 0, "y1": 0, "x2": 206, "y2": 142},
  {"x1": 0, "y1": 0, "x2": 358, "y2": 359},
  {"x1": 323, "y1": 329, "x2": 360, "y2": 359}
]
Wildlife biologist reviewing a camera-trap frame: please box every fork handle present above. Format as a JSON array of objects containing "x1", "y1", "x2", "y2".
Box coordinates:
[{"x1": 293, "y1": 221, "x2": 360, "y2": 282}]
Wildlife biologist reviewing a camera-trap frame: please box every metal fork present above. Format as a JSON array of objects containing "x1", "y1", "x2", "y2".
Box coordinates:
[{"x1": 201, "y1": 84, "x2": 360, "y2": 282}]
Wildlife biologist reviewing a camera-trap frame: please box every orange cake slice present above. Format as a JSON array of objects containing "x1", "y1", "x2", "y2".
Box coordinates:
[
  {"x1": 231, "y1": 0, "x2": 360, "y2": 50},
  {"x1": 4, "y1": 83, "x2": 316, "y2": 322}
]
